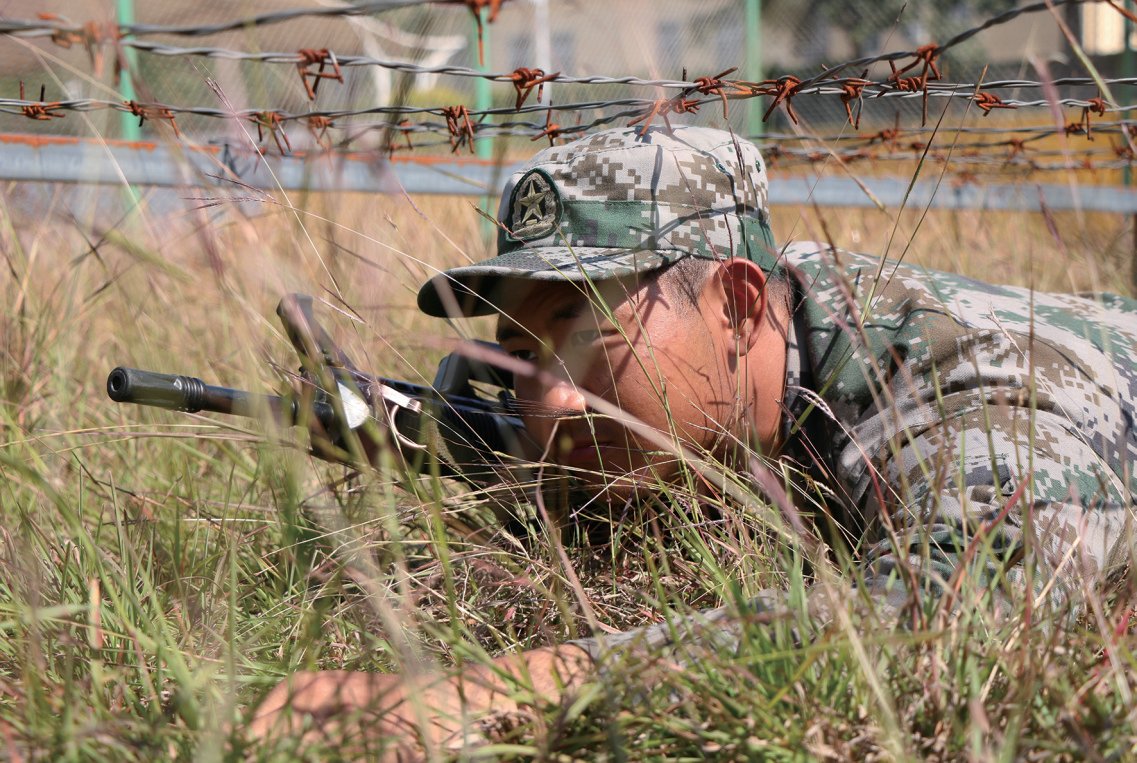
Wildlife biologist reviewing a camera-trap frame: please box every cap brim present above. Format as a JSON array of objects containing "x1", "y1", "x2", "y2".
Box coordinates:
[{"x1": 417, "y1": 246, "x2": 688, "y2": 318}]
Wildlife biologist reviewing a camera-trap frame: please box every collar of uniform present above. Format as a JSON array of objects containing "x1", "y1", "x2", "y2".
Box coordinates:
[{"x1": 780, "y1": 299, "x2": 812, "y2": 446}]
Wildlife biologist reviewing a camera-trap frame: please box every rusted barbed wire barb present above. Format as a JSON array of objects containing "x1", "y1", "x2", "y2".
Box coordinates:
[
  {"x1": 1085, "y1": 95, "x2": 1108, "y2": 116},
  {"x1": 890, "y1": 75, "x2": 923, "y2": 92},
  {"x1": 398, "y1": 119, "x2": 415, "y2": 149},
  {"x1": 306, "y1": 115, "x2": 334, "y2": 148},
  {"x1": 867, "y1": 114, "x2": 902, "y2": 147},
  {"x1": 442, "y1": 105, "x2": 476, "y2": 153},
  {"x1": 18, "y1": 82, "x2": 63, "y2": 121},
  {"x1": 454, "y1": 0, "x2": 508, "y2": 67},
  {"x1": 885, "y1": 43, "x2": 941, "y2": 126},
  {"x1": 507, "y1": 67, "x2": 558, "y2": 111},
  {"x1": 125, "y1": 100, "x2": 181, "y2": 137},
  {"x1": 756, "y1": 75, "x2": 802, "y2": 124},
  {"x1": 628, "y1": 94, "x2": 700, "y2": 135},
  {"x1": 973, "y1": 91, "x2": 1016, "y2": 116},
  {"x1": 760, "y1": 144, "x2": 786, "y2": 169},
  {"x1": 839, "y1": 77, "x2": 873, "y2": 129},
  {"x1": 1001, "y1": 137, "x2": 1037, "y2": 170},
  {"x1": 1078, "y1": 96, "x2": 1109, "y2": 140},
  {"x1": 36, "y1": 13, "x2": 84, "y2": 48},
  {"x1": 689, "y1": 67, "x2": 738, "y2": 119},
  {"x1": 251, "y1": 111, "x2": 291, "y2": 154},
  {"x1": 869, "y1": 126, "x2": 901, "y2": 146},
  {"x1": 888, "y1": 72, "x2": 933, "y2": 125},
  {"x1": 84, "y1": 20, "x2": 123, "y2": 81},
  {"x1": 892, "y1": 43, "x2": 942, "y2": 83},
  {"x1": 297, "y1": 48, "x2": 343, "y2": 101},
  {"x1": 37, "y1": 14, "x2": 123, "y2": 81},
  {"x1": 387, "y1": 119, "x2": 416, "y2": 156},
  {"x1": 531, "y1": 108, "x2": 563, "y2": 146},
  {"x1": 807, "y1": 147, "x2": 867, "y2": 163},
  {"x1": 1120, "y1": 123, "x2": 1137, "y2": 160}
]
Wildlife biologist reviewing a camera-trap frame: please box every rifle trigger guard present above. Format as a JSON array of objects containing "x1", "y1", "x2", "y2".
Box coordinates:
[{"x1": 377, "y1": 383, "x2": 427, "y2": 452}]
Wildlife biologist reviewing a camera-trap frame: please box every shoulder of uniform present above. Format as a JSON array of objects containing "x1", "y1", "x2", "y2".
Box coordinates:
[{"x1": 778, "y1": 240, "x2": 878, "y2": 272}]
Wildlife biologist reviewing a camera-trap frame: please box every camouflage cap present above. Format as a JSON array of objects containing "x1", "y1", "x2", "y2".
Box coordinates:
[{"x1": 417, "y1": 125, "x2": 778, "y2": 318}]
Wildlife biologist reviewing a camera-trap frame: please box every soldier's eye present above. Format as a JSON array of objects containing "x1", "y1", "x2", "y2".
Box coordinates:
[
  {"x1": 508, "y1": 348, "x2": 538, "y2": 363},
  {"x1": 569, "y1": 329, "x2": 602, "y2": 347}
]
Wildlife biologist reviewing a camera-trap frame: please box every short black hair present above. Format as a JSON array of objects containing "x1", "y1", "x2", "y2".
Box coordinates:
[{"x1": 654, "y1": 257, "x2": 789, "y2": 316}]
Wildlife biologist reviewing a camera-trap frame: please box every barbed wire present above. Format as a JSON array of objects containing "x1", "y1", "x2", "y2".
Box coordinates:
[
  {"x1": 800, "y1": 0, "x2": 1104, "y2": 88},
  {"x1": 2, "y1": 0, "x2": 1127, "y2": 96},
  {"x1": 0, "y1": 89, "x2": 1128, "y2": 130},
  {"x1": 2, "y1": 0, "x2": 1137, "y2": 176},
  {"x1": 5, "y1": 100, "x2": 1134, "y2": 174},
  {"x1": 27, "y1": 36, "x2": 1136, "y2": 102}
]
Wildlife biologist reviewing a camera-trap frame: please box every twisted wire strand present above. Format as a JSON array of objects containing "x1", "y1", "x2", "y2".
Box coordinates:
[
  {"x1": 0, "y1": 0, "x2": 1116, "y2": 94},
  {"x1": 0, "y1": 91, "x2": 1132, "y2": 124},
  {"x1": 1, "y1": 0, "x2": 1135, "y2": 175}
]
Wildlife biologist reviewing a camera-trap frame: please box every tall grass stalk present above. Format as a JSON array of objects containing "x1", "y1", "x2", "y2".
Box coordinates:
[{"x1": 0, "y1": 165, "x2": 1134, "y2": 761}]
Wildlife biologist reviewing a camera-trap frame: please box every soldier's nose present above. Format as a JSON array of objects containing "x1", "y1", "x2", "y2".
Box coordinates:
[{"x1": 540, "y1": 375, "x2": 587, "y2": 414}]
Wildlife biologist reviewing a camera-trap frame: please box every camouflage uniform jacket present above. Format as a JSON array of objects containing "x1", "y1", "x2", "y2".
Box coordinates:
[
  {"x1": 577, "y1": 244, "x2": 1136, "y2": 662},
  {"x1": 780, "y1": 241, "x2": 1137, "y2": 614}
]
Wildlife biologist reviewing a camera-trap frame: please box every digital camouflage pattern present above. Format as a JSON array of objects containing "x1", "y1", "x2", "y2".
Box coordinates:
[
  {"x1": 417, "y1": 126, "x2": 777, "y2": 317},
  {"x1": 579, "y1": 244, "x2": 1137, "y2": 662},
  {"x1": 780, "y1": 241, "x2": 1137, "y2": 614}
]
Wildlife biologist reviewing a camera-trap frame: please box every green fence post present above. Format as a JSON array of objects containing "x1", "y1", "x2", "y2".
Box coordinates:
[
  {"x1": 1125, "y1": 1, "x2": 1136, "y2": 289},
  {"x1": 474, "y1": 8, "x2": 494, "y2": 241},
  {"x1": 117, "y1": 0, "x2": 140, "y2": 141},
  {"x1": 746, "y1": 0, "x2": 763, "y2": 138},
  {"x1": 1124, "y1": 1, "x2": 1133, "y2": 184},
  {"x1": 116, "y1": 0, "x2": 142, "y2": 212},
  {"x1": 474, "y1": 9, "x2": 492, "y2": 160}
]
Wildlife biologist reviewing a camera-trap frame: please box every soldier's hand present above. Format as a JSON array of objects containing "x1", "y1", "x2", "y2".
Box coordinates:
[
  {"x1": 248, "y1": 670, "x2": 422, "y2": 760},
  {"x1": 248, "y1": 646, "x2": 593, "y2": 759}
]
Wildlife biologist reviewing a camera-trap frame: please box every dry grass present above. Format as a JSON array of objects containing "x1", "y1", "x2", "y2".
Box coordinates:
[{"x1": 1, "y1": 169, "x2": 1135, "y2": 761}]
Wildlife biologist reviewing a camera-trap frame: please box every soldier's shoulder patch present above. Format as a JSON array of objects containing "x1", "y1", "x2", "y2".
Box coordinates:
[{"x1": 506, "y1": 169, "x2": 561, "y2": 241}]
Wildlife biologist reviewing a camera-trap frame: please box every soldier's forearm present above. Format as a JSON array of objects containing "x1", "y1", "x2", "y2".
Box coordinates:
[{"x1": 250, "y1": 644, "x2": 595, "y2": 756}]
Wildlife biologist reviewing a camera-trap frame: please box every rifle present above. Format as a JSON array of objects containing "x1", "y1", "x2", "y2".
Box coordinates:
[{"x1": 107, "y1": 294, "x2": 535, "y2": 484}]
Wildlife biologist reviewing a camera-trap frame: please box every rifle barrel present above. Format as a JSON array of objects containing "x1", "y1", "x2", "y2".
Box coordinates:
[
  {"x1": 107, "y1": 366, "x2": 533, "y2": 480},
  {"x1": 106, "y1": 366, "x2": 329, "y2": 424}
]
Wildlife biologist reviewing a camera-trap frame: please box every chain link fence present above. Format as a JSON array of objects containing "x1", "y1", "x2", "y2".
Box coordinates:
[{"x1": 0, "y1": 0, "x2": 1126, "y2": 144}]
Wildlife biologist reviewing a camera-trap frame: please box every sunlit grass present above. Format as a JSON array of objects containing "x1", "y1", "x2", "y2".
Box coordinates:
[{"x1": 0, "y1": 149, "x2": 1134, "y2": 761}]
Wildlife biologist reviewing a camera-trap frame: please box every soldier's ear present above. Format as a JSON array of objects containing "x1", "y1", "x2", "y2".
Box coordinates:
[{"x1": 715, "y1": 258, "x2": 767, "y2": 354}]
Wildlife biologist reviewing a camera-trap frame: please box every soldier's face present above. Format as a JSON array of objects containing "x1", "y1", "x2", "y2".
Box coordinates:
[{"x1": 495, "y1": 274, "x2": 738, "y2": 499}]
